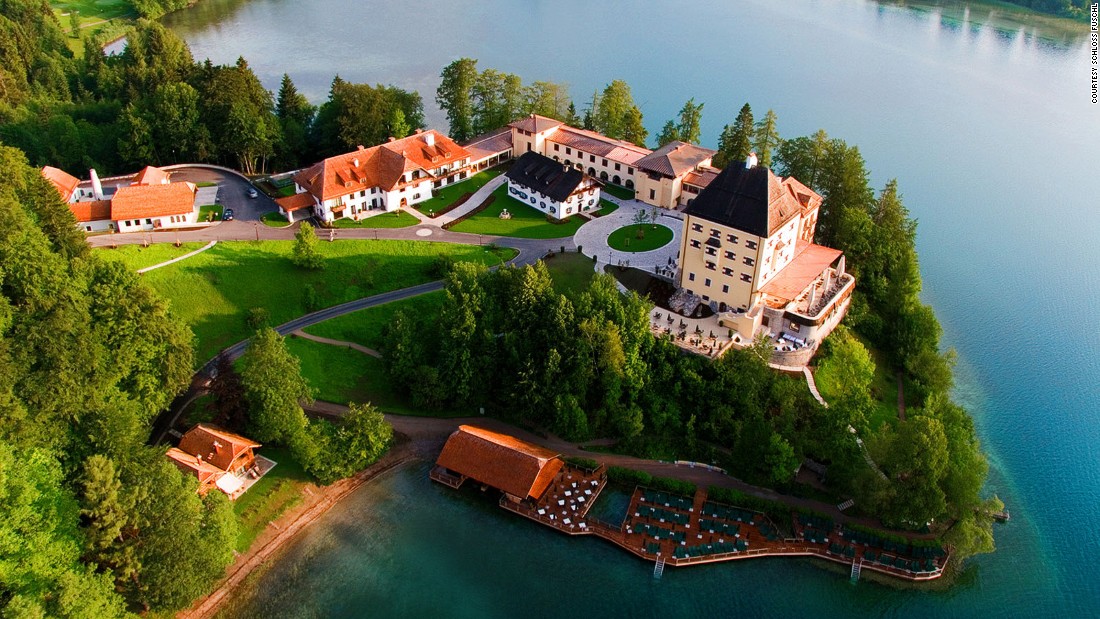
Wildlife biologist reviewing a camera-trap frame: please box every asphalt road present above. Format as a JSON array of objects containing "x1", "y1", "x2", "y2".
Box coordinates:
[{"x1": 165, "y1": 166, "x2": 279, "y2": 226}]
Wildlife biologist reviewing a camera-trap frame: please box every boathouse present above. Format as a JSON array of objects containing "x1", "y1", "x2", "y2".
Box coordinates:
[{"x1": 432, "y1": 425, "x2": 564, "y2": 503}]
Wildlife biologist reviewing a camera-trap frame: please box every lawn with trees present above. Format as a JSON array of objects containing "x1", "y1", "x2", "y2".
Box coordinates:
[
  {"x1": 415, "y1": 168, "x2": 504, "y2": 217},
  {"x1": 448, "y1": 184, "x2": 586, "y2": 238},
  {"x1": 107, "y1": 239, "x2": 515, "y2": 362}
]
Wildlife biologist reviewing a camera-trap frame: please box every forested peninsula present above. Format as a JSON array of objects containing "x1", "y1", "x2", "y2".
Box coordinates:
[{"x1": 0, "y1": 2, "x2": 1003, "y2": 616}]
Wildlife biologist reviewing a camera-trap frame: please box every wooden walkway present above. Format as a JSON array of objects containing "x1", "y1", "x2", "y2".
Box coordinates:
[{"x1": 435, "y1": 468, "x2": 947, "y2": 582}]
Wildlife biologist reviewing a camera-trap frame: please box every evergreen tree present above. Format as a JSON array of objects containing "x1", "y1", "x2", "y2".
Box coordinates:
[
  {"x1": 275, "y1": 73, "x2": 316, "y2": 168},
  {"x1": 387, "y1": 107, "x2": 410, "y2": 139},
  {"x1": 593, "y1": 80, "x2": 644, "y2": 142},
  {"x1": 752, "y1": 108, "x2": 780, "y2": 167},
  {"x1": 565, "y1": 101, "x2": 581, "y2": 126},
  {"x1": 621, "y1": 104, "x2": 648, "y2": 147},
  {"x1": 676, "y1": 97, "x2": 704, "y2": 145},
  {"x1": 582, "y1": 90, "x2": 599, "y2": 130},
  {"x1": 655, "y1": 120, "x2": 680, "y2": 147},
  {"x1": 714, "y1": 103, "x2": 753, "y2": 168}
]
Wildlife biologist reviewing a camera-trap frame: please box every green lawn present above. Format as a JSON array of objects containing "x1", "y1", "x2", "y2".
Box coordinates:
[
  {"x1": 602, "y1": 184, "x2": 635, "y2": 200},
  {"x1": 232, "y1": 447, "x2": 310, "y2": 553},
  {"x1": 607, "y1": 224, "x2": 674, "y2": 252},
  {"x1": 286, "y1": 337, "x2": 467, "y2": 417},
  {"x1": 198, "y1": 204, "x2": 223, "y2": 222},
  {"x1": 261, "y1": 212, "x2": 289, "y2": 227},
  {"x1": 449, "y1": 184, "x2": 586, "y2": 239},
  {"x1": 416, "y1": 168, "x2": 503, "y2": 217},
  {"x1": 51, "y1": 0, "x2": 134, "y2": 56},
  {"x1": 96, "y1": 242, "x2": 209, "y2": 271},
  {"x1": 303, "y1": 291, "x2": 446, "y2": 349},
  {"x1": 126, "y1": 240, "x2": 516, "y2": 363},
  {"x1": 274, "y1": 184, "x2": 297, "y2": 198},
  {"x1": 330, "y1": 210, "x2": 419, "y2": 229},
  {"x1": 596, "y1": 200, "x2": 619, "y2": 216},
  {"x1": 544, "y1": 252, "x2": 598, "y2": 297}
]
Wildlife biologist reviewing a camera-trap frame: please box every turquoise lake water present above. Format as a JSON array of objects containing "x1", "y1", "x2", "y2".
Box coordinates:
[{"x1": 165, "y1": 1, "x2": 1100, "y2": 616}]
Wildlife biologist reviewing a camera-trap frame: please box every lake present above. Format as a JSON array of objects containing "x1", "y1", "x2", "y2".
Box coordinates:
[{"x1": 163, "y1": 1, "x2": 1100, "y2": 616}]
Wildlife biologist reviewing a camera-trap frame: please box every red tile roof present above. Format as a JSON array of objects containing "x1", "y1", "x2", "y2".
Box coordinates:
[
  {"x1": 758, "y1": 242, "x2": 843, "y2": 302},
  {"x1": 110, "y1": 182, "x2": 197, "y2": 220},
  {"x1": 463, "y1": 127, "x2": 513, "y2": 161},
  {"x1": 436, "y1": 425, "x2": 563, "y2": 500},
  {"x1": 178, "y1": 424, "x2": 261, "y2": 472},
  {"x1": 132, "y1": 165, "x2": 170, "y2": 185},
  {"x1": 295, "y1": 131, "x2": 470, "y2": 203},
  {"x1": 41, "y1": 166, "x2": 80, "y2": 200},
  {"x1": 635, "y1": 141, "x2": 716, "y2": 178},
  {"x1": 684, "y1": 168, "x2": 719, "y2": 188},
  {"x1": 166, "y1": 447, "x2": 223, "y2": 487},
  {"x1": 547, "y1": 126, "x2": 650, "y2": 165},
  {"x1": 275, "y1": 192, "x2": 316, "y2": 212},
  {"x1": 508, "y1": 114, "x2": 565, "y2": 134},
  {"x1": 69, "y1": 200, "x2": 112, "y2": 223}
]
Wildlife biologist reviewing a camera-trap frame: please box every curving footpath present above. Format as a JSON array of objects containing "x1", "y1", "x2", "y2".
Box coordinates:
[{"x1": 136, "y1": 240, "x2": 218, "y2": 274}]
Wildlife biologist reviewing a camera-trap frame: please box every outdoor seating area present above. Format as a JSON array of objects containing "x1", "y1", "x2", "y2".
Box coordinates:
[{"x1": 649, "y1": 309, "x2": 731, "y2": 357}]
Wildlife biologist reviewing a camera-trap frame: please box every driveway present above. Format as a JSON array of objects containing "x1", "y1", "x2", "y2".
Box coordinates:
[
  {"x1": 574, "y1": 196, "x2": 683, "y2": 270},
  {"x1": 166, "y1": 166, "x2": 278, "y2": 225}
]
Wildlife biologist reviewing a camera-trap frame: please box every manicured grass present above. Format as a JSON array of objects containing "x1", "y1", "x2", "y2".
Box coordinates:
[
  {"x1": 198, "y1": 204, "x2": 223, "y2": 222},
  {"x1": 602, "y1": 184, "x2": 635, "y2": 200},
  {"x1": 96, "y1": 242, "x2": 209, "y2": 271},
  {"x1": 196, "y1": 181, "x2": 219, "y2": 188},
  {"x1": 303, "y1": 291, "x2": 446, "y2": 349},
  {"x1": 596, "y1": 200, "x2": 619, "y2": 216},
  {"x1": 607, "y1": 224, "x2": 674, "y2": 252},
  {"x1": 51, "y1": 0, "x2": 134, "y2": 56},
  {"x1": 129, "y1": 240, "x2": 516, "y2": 363},
  {"x1": 274, "y1": 184, "x2": 297, "y2": 198},
  {"x1": 416, "y1": 168, "x2": 503, "y2": 216},
  {"x1": 233, "y1": 447, "x2": 310, "y2": 553},
  {"x1": 544, "y1": 252, "x2": 598, "y2": 297},
  {"x1": 286, "y1": 337, "x2": 467, "y2": 417},
  {"x1": 330, "y1": 210, "x2": 419, "y2": 229},
  {"x1": 261, "y1": 212, "x2": 289, "y2": 227},
  {"x1": 449, "y1": 184, "x2": 585, "y2": 239}
]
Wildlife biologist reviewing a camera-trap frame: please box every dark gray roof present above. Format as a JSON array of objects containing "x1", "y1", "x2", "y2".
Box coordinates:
[
  {"x1": 505, "y1": 152, "x2": 586, "y2": 203},
  {"x1": 683, "y1": 164, "x2": 800, "y2": 238}
]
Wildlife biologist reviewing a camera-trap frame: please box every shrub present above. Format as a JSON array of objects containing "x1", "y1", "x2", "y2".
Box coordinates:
[
  {"x1": 246, "y1": 307, "x2": 269, "y2": 330},
  {"x1": 564, "y1": 456, "x2": 599, "y2": 470}
]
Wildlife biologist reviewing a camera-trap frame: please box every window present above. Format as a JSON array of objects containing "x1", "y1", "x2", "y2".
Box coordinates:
[
  {"x1": 746, "y1": 240, "x2": 758, "y2": 250},
  {"x1": 722, "y1": 284, "x2": 729, "y2": 293},
  {"x1": 566, "y1": 147, "x2": 572, "y2": 155},
  {"x1": 85, "y1": 226, "x2": 91, "y2": 231},
  {"x1": 743, "y1": 257, "x2": 755, "y2": 267},
  {"x1": 702, "y1": 295, "x2": 710, "y2": 301},
  {"x1": 527, "y1": 144, "x2": 532, "y2": 152},
  {"x1": 705, "y1": 247, "x2": 717, "y2": 256},
  {"x1": 690, "y1": 239, "x2": 701, "y2": 248},
  {"x1": 590, "y1": 155, "x2": 596, "y2": 162},
  {"x1": 740, "y1": 273, "x2": 752, "y2": 283},
  {"x1": 615, "y1": 163, "x2": 621, "y2": 171},
  {"x1": 628, "y1": 167, "x2": 634, "y2": 174},
  {"x1": 688, "y1": 272, "x2": 695, "y2": 282},
  {"x1": 705, "y1": 261, "x2": 716, "y2": 271},
  {"x1": 727, "y1": 233, "x2": 738, "y2": 243},
  {"x1": 692, "y1": 223, "x2": 703, "y2": 232},
  {"x1": 602, "y1": 158, "x2": 608, "y2": 166},
  {"x1": 554, "y1": 144, "x2": 559, "y2": 151},
  {"x1": 725, "y1": 250, "x2": 735, "y2": 260},
  {"x1": 145, "y1": 218, "x2": 152, "y2": 225},
  {"x1": 723, "y1": 267, "x2": 733, "y2": 276},
  {"x1": 704, "y1": 278, "x2": 712, "y2": 287},
  {"x1": 710, "y1": 228, "x2": 720, "y2": 238},
  {"x1": 650, "y1": 189, "x2": 656, "y2": 200}
]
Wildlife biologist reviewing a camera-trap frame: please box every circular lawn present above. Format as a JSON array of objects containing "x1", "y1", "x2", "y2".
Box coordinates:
[{"x1": 607, "y1": 224, "x2": 674, "y2": 252}]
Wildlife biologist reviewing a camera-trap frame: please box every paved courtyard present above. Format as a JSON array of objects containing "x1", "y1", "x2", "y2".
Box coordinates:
[{"x1": 574, "y1": 193, "x2": 683, "y2": 270}]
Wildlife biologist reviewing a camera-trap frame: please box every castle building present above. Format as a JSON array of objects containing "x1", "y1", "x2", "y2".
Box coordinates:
[{"x1": 677, "y1": 154, "x2": 854, "y2": 354}]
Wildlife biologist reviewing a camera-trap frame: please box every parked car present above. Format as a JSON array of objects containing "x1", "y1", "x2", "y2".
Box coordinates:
[
  {"x1": 248, "y1": 188, "x2": 258, "y2": 198},
  {"x1": 224, "y1": 209, "x2": 234, "y2": 221}
]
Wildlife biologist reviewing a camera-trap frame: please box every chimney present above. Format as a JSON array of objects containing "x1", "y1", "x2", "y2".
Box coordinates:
[
  {"x1": 352, "y1": 158, "x2": 359, "y2": 168},
  {"x1": 357, "y1": 145, "x2": 365, "y2": 150},
  {"x1": 424, "y1": 132, "x2": 435, "y2": 147},
  {"x1": 745, "y1": 152, "x2": 758, "y2": 170},
  {"x1": 89, "y1": 168, "x2": 104, "y2": 201}
]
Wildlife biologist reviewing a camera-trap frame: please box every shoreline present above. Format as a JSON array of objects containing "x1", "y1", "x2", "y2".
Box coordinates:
[{"x1": 178, "y1": 436, "x2": 417, "y2": 619}]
